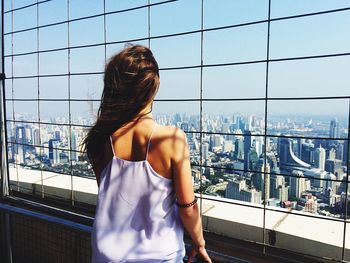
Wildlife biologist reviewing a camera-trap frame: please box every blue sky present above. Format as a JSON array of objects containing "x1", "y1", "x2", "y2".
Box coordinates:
[{"x1": 3, "y1": 0, "x2": 350, "y2": 119}]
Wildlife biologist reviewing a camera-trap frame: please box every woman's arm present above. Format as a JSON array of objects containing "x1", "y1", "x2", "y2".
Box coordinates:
[{"x1": 171, "y1": 128, "x2": 211, "y2": 262}]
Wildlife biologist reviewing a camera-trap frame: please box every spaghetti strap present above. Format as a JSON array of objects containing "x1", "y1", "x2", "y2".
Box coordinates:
[
  {"x1": 145, "y1": 123, "x2": 158, "y2": 161},
  {"x1": 109, "y1": 136, "x2": 116, "y2": 157}
]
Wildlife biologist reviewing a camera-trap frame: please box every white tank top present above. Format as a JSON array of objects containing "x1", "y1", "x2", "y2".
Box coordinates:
[{"x1": 91, "y1": 123, "x2": 185, "y2": 263}]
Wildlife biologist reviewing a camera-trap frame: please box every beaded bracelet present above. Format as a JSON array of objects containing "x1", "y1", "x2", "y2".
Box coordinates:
[{"x1": 176, "y1": 197, "x2": 198, "y2": 208}]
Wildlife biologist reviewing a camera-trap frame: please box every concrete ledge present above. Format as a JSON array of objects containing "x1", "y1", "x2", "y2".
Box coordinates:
[{"x1": 9, "y1": 167, "x2": 350, "y2": 262}]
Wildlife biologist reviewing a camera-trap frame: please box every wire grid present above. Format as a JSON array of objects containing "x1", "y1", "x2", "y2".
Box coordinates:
[
  {"x1": 10, "y1": 212, "x2": 91, "y2": 263},
  {"x1": 1, "y1": 0, "x2": 350, "y2": 261}
]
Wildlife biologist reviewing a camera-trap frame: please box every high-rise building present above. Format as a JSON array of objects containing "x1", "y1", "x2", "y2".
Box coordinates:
[
  {"x1": 225, "y1": 178, "x2": 261, "y2": 204},
  {"x1": 33, "y1": 128, "x2": 40, "y2": 146},
  {"x1": 301, "y1": 141, "x2": 314, "y2": 165},
  {"x1": 252, "y1": 136, "x2": 263, "y2": 157},
  {"x1": 243, "y1": 131, "x2": 252, "y2": 172},
  {"x1": 344, "y1": 141, "x2": 349, "y2": 164},
  {"x1": 15, "y1": 126, "x2": 26, "y2": 164},
  {"x1": 71, "y1": 130, "x2": 78, "y2": 162},
  {"x1": 289, "y1": 170, "x2": 306, "y2": 199},
  {"x1": 254, "y1": 158, "x2": 270, "y2": 200},
  {"x1": 54, "y1": 130, "x2": 61, "y2": 141},
  {"x1": 336, "y1": 142, "x2": 344, "y2": 161},
  {"x1": 314, "y1": 145, "x2": 326, "y2": 170},
  {"x1": 210, "y1": 134, "x2": 222, "y2": 152},
  {"x1": 327, "y1": 148, "x2": 336, "y2": 160},
  {"x1": 201, "y1": 142, "x2": 209, "y2": 163},
  {"x1": 234, "y1": 138, "x2": 244, "y2": 160},
  {"x1": 329, "y1": 118, "x2": 340, "y2": 138},
  {"x1": 323, "y1": 172, "x2": 337, "y2": 198},
  {"x1": 270, "y1": 174, "x2": 288, "y2": 202},
  {"x1": 49, "y1": 139, "x2": 60, "y2": 165},
  {"x1": 325, "y1": 159, "x2": 344, "y2": 179}
]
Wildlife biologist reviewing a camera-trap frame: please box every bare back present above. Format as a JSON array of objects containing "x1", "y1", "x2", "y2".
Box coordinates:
[{"x1": 94, "y1": 118, "x2": 183, "y2": 185}]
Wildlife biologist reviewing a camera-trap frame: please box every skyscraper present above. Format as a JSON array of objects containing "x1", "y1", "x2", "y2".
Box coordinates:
[
  {"x1": 329, "y1": 118, "x2": 340, "y2": 138},
  {"x1": 225, "y1": 179, "x2": 261, "y2": 204},
  {"x1": 243, "y1": 131, "x2": 252, "y2": 172},
  {"x1": 201, "y1": 142, "x2": 209, "y2": 163},
  {"x1": 255, "y1": 158, "x2": 270, "y2": 200},
  {"x1": 336, "y1": 142, "x2": 344, "y2": 161},
  {"x1": 323, "y1": 172, "x2": 337, "y2": 198},
  {"x1": 234, "y1": 138, "x2": 244, "y2": 160},
  {"x1": 71, "y1": 130, "x2": 78, "y2": 162},
  {"x1": 289, "y1": 170, "x2": 306, "y2": 199},
  {"x1": 49, "y1": 139, "x2": 60, "y2": 165},
  {"x1": 15, "y1": 126, "x2": 26, "y2": 164},
  {"x1": 314, "y1": 145, "x2": 326, "y2": 171},
  {"x1": 270, "y1": 174, "x2": 288, "y2": 202},
  {"x1": 301, "y1": 141, "x2": 314, "y2": 165},
  {"x1": 33, "y1": 128, "x2": 40, "y2": 146}
]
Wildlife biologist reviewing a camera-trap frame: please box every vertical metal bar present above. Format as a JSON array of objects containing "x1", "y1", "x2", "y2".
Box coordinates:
[
  {"x1": 0, "y1": 0, "x2": 9, "y2": 198},
  {"x1": 103, "y1": 0, "x2": 106, "y2": 63},
  {"x1": 262, "y1": 0, "x2": 272, "y2": 254},
  {"x1": 1, "y1": 2, "x2": 13, "y2": 262},
  {"x1": 10, "y1": 0, "x2": 17, "y2": 192},
  {"x1": 148, "y1": 0, "x2": 151, "y2": 48},
  {"x1": 36, "y1": 0, "x2": 44, "y2": 199},
  {"x1": 341, "y1": 99, "x2": 350, "y2": 260},
  {"x1": 67, "y1": 0, "x2": 74, "y2": 206},
  {"x1": 199, "y1": 0, "x2": 204, "y2": 215}
]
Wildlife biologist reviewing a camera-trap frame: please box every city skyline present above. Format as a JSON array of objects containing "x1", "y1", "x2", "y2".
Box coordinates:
[{"x1": 7, "y1": 112, "x2": 350, "y2": 220}]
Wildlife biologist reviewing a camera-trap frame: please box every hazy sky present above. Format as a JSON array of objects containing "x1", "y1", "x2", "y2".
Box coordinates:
[{"x1": 3, "y1": 0, "x2": 350, "y2": 119}]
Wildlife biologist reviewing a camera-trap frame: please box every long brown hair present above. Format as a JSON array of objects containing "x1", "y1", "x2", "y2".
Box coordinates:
[{"x1": 83, "y1": 45, "x2": 160, "y2": 167}]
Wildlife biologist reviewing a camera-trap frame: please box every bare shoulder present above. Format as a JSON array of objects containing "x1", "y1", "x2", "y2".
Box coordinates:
[
  {"x1": 153, "y1": 125, "x2": 188, "y2": 161},
  {"x1": 154, "y1": 125, "x2": 187, "y2": 145}
]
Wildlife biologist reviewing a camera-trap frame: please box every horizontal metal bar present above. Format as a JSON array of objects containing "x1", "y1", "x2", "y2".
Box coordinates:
[
  {"x1": 0, "y1": 202, "x2": 92, "y2": 233},
  {"x1": 4, "y1": 0, "x2": 179, "y2": 35},
  {"x1": 4, "y1": 95, "x2": 350, "y2": 102},
  {"x1": 4, "y1": 52, "x2": 350, "y2": 80},
  {"x1": 3, "y1": 0, "x2": 51, "y2": 14},
  {"x1": 6, "y1": 119, "x2": 92, "y2": 128},
  {"x1": 4, "y1": 5, "x2": 350, "y2": 38}
]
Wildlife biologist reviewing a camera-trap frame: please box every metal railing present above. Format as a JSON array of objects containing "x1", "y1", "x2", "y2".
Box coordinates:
[{"x1": 1, "y1": 0, "x2": 349, "y2": 261}]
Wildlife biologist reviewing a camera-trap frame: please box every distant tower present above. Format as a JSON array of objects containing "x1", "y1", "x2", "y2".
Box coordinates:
[
  {"x1": 336, "y1": 142, "x2": 344, "y2": 161},
  {"x1": 49, "y1": 139, "x2": 60, "y2": 165},
  {"x1": 323, "y1": 172, "x2": 337, "y2": 198},
  {"x1": 314, "y1": 145, "x2": 326, "y2": 171},
  {"x1": 244, "y1": 131, "x2": 252, "y2": 172},
  {"x1": 16, "y1": 126, "x2": 26, "y2": 164},
  {"x1": 33, "y1": 128, "x2": 40, "y2": 146},
  {"x1": 234, "y1": 138, "x2": 244, "y2": 160},
  {"x1": 301, "y1": 141, "x2": 315, "y2": 165},
  {"x1": 201, "y1": 142, "x2": 209, "y2": 163},
  {"x1": 54, "y1": 130, "x2": 61, "y2": 141},
  {"x1": 289, "y1": 170, "x2": 306, "y2": 199},
  {"x1": 255, "y1": 158, "x2": 270, "y2": 200},
  {"x1": 71, "y1": 131, "x2": 78, "y2": 162},
  {"x1": 329, "y1": 118, "x2": 340, "y2": 138}
]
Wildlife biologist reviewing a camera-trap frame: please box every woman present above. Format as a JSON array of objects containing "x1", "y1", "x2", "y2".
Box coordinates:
[{"x1": 84, "y1": 45, "x2": 211, "y2": 263}]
